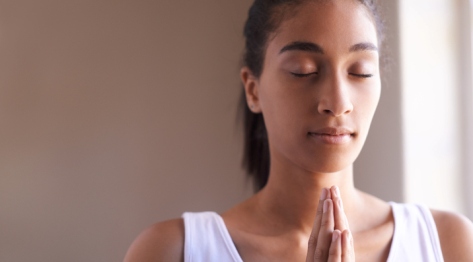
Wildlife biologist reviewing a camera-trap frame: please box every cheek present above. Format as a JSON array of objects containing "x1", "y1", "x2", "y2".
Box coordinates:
[
  {"x1": 367, "y1": 82, "x2": 381, "y2": 114},
  {"x1": 259, "y1": 77, "x2": 305, "y2": 119},
  {"x1": 258, "y1": 81, "x2": 311, "y2": 143},
  {"x1": 354, "y1": 82, "x2": 381, "y2": 128},
  {"x1": 260, "y1": 91, "x2": 300, "y2": 138}
]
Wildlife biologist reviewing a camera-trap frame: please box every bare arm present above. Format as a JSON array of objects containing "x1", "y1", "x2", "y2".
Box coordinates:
[
  {"x1": 123, "y1": 219, "x2": 185, "y2": 262},
  {"x1": 431, "y1": 209, "x2": 473, "y2": 261}
]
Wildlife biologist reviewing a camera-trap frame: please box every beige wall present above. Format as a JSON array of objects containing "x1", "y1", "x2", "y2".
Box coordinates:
[
  {"x1": 0, "y1": 1, "x2": 402, "y2": 261},
  {"x1": 0, "y1": 1, "x2": 253, "y2": 261}
]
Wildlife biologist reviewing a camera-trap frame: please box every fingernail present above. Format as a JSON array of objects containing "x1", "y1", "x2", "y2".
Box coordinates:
[
  {"x1": 333, "y1": 186, "x2": 341, "y2": 197},
  {"x1": 319, "y1": 188, "x2": 327, "y2": 200},
  {"x1": 345, "y1": 231, "x2": 351, "y2": 244},
  {"x1": 338, "y1": 199, "x2": 344, "y2": 210},
  {"x1": 332, "y1": 186, "x2": 338, "y2": 197},
  {"x1": 323, "y1": 199, "x2": 330, "y2": 213},
  {"x1": 332, "y1": 230, "x2": 340, "y2": 242}
]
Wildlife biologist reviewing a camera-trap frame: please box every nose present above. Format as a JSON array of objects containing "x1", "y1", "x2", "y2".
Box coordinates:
[{"x1": 317, "y1": 74, "x2": 353, "y2": 116}]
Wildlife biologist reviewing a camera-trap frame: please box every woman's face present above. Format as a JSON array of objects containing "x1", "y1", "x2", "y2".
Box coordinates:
[{"x1": 244, "y1": 0, "x2": 381, "y2": 173}]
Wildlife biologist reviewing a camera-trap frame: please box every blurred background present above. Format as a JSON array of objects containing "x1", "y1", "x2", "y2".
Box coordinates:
[{"x1": 0, "y1": 0, "x2": 471, "y2": 261}]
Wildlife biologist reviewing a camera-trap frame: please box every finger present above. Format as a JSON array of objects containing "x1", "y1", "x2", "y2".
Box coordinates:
[
  {"x1": 327, "y1": 230, "x2": 342, "y2": 262},
  {"x1": 331, "y1": 186, "x2": 349, "y2": 231},
  {"x1": 313, "y1": 199, "x2": 334, "y2": 261},
  {"x1": 341, "y1": 230, "x2": 354, "y2": 262},
  {"x1": 306, "y1": 188, "x2": 329, "y2": 262}
]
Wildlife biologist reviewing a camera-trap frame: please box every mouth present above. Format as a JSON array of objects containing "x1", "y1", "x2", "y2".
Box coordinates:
[{"x1": 308, "y1": 127, "x2": 355, "y2": 144}]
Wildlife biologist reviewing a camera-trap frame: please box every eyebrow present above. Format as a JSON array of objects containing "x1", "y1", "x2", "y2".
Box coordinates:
[
  {"x1": 279, "y1": 41, "x2": 378, "y2": 54},
  {"x1": 279, "y1": 41, "x2": 324, "y2": 54},
  {"x1": 349, "y1": 42, "x2": 378, "y2": 52}
]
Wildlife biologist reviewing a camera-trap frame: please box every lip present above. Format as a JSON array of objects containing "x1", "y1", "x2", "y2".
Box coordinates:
[{"x1": 308, "y1": 127, "x2": 355, "y2": 145}]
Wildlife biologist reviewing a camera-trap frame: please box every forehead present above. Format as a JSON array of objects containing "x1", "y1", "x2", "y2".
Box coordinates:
[{"x1": 267, "y1": 0, "x2": 378, "y2": 56}]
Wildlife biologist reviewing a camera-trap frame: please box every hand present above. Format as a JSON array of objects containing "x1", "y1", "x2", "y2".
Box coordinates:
[{"x1": 306, "y1": 186, "x2": 355, "y2": 262}]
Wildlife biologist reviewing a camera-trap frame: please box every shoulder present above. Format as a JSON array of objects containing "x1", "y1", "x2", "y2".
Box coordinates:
[
  {"x1": 430, "y1": 209, "x2": 473, "y2": 261},
  {"x1": 124, "y1": 218, "x2": 185, "y2": 262}
]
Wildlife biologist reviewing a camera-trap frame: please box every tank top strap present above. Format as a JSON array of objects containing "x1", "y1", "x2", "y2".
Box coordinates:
[
  {"x1": 182, "y1": 212, "x2": 243, "y2": 262},
  {"x1": 387, "y1": 202, "x2": 444, "y2": 262}
]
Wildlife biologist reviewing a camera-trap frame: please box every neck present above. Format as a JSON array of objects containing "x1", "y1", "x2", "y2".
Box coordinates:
[{"x1": 254, "y1": 160, "x2": 360, "y2": 234}]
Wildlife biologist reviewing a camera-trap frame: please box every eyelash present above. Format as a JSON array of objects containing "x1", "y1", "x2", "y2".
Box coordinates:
[
  {"x1": 291, "y1": 72, "x2": 373, "y2": 78},
  {"x1": 349, "y1": 73, "x2": 373, "y2": 78},
  {"x1": 291, "y1": 72, "x2": 318, "y2": 78}
]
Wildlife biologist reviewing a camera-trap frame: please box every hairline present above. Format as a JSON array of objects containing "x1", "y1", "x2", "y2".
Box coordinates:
[{"x1": 255, "y1": 0, "x2": 381, "y2": 78}]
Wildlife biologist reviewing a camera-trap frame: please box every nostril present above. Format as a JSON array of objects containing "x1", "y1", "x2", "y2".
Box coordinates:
[{"x1": 323, "y1": 109, "x2": 332, "y2": 114}]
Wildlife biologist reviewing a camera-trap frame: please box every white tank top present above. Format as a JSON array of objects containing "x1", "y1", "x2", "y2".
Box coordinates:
[{"x1": 182, "y1": 202, "x2": 444, "y2": 262}]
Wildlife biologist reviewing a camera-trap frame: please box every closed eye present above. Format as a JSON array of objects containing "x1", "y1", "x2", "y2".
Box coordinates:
[
  {"x1": 349, "y1": 73, "x2": 373, "y2": 78},
  {"x1": 291, "y1": 72, "x2": 318, "y2": 78}
]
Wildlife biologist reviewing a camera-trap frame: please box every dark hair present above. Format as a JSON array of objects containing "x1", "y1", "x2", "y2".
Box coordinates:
[{"x1": 239, "y1": 0, "x2": 384, "y2": 192}]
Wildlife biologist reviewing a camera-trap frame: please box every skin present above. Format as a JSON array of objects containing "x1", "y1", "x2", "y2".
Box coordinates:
[{"x1": 124, "y1": 1, "x2": 473, "y2": 261}]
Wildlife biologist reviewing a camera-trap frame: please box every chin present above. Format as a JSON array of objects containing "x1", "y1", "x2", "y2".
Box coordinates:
[{"x1": 300, "y1": 151, "x2": 360, "y2": 174}]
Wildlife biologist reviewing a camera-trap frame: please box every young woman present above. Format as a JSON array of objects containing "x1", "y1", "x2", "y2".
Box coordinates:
[{"x1": 125, "y1": 0, "x2": 473, "y2": 261}]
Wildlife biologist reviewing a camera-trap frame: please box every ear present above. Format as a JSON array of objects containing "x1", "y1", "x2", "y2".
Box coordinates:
[{"x1": 240, "y1": 67, "x2": 262, "y2": 113}]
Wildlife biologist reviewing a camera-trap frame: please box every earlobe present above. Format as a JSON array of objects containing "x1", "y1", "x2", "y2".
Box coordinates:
[{"x1": 240, "y1": 67, "x2": 261, "y2": 113}]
